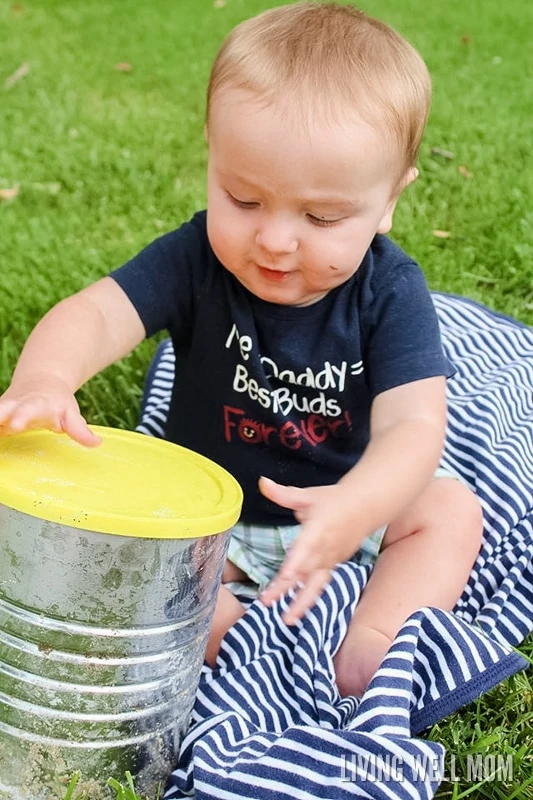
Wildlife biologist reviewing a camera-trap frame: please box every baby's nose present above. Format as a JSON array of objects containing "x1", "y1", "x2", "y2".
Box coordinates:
[{"x1": 255, "y1": 217, "x2": 298, "y2": 255}]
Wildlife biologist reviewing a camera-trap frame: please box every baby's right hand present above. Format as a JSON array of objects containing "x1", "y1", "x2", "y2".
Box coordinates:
[{"x1": 0, "y1": 375, "x2": 101, "y2": 447}]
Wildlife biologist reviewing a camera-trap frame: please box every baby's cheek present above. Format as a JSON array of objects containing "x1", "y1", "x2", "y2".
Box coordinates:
[
  {"x1": 209, "y1": 238, "x2": 228, "y2": 272},
  {"x1": 207, "y1": 220, "x2": 232, "y2": 265}
]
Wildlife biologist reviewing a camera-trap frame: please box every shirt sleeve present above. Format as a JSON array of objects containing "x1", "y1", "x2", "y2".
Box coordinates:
[
  {"x1": 109, "y1": 213, "x2": 208, "y2": 340},
  {"x1": 362, "y1": 260, "x2": 454, "y2": 398}
]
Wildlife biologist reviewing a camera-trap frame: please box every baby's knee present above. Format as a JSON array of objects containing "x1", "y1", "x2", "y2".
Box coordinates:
[
  {"x1": 423, "y1": 479, "x2": 484, "y2": 570},
  {"x1": 383, "y1": 478, "x2": 484, "y2": 553}
]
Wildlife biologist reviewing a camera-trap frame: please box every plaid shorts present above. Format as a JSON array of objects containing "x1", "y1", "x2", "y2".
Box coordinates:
[{"x1": 227, "y1": 467, "x2": 460, "y2": 590}]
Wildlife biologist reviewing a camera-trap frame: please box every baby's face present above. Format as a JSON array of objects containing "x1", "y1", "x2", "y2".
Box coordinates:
[{"x1": 207, "y1": 90, "x2": 410, "y2": 307}]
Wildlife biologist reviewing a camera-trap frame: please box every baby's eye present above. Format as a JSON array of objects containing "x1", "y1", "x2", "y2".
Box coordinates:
[
  {"x1": 307, "y1": 214, "x2": 341, "y2": 227},
  {"x1": 227, "y1": 192, "x2": 259, "y2": 209}
]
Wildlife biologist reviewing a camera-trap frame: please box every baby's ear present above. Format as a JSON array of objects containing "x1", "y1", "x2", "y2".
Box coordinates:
[
  {"x1": 376, "y1": 167, "x2": 419, "y2": 234},
  {"x1": 403, "y1": 166, "x2": 419, "y2": 188},
  {"x1": 376, "y1": 201, "x2": 397, "y2": 235}
]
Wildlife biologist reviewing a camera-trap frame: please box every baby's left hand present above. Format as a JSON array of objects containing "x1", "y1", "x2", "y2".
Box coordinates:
[{"x1": 258, "y1": 476, "x2": 363, "y2": 624}]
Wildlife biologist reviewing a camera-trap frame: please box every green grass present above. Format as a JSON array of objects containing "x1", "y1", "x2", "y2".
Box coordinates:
[
  {"x1": 1, "y1": 0, "x2": 533, "y2": 797},
  {"x1": 63, "y1": 770, "x2": 159, "y2": 800}
]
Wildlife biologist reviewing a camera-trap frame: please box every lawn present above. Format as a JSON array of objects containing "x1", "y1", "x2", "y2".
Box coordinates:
[{"x1": 1, "y1": 0, "x2": 533, "y2": 797}]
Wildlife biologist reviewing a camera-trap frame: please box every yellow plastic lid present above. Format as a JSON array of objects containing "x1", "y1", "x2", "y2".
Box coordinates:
[{"x1": 0, "y1": 427, "x2": 242, "y2": 539}]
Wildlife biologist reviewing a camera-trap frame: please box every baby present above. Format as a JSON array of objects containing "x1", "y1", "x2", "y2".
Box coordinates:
[{"x1": 0, "y1": 2, "x2": 483, "y2": 696}]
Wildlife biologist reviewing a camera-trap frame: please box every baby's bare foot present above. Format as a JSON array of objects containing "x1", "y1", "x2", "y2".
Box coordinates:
[{"x1": 333, "y1": 624, "x2": 393, "y2": 697}]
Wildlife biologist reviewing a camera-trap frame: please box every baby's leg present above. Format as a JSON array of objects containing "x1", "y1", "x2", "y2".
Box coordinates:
[
  {"x1": 205, "y1": 557, "x2": 257, "y2": 666},
  {"x1": 205, "y1": 584, "x2": 245, "y2": 667},
  {"x1": 223, "y1": 559, "x2": 249, "y2": 582},
  {"x1": 334, "y1": 478, "x2": 483, "y2": 697},
  {"x1": 206, "y1": 525, "x2": 285, "y2": 666}
]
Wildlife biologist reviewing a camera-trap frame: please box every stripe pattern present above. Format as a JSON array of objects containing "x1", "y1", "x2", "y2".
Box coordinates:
[{"x1": 138, "y1": 293, "x2": 532, "y2": 800}]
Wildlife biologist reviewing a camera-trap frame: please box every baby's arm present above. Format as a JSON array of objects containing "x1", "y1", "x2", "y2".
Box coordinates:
[
  {"x1": 339, "y1": 374, "x2": 447, "y2": 531},
  {"x1": 260, "y1": 375, "x2": 447, "y2": 621},
  {"x1": 0, "y1": 277, "x2": 145, "y2": 445}
]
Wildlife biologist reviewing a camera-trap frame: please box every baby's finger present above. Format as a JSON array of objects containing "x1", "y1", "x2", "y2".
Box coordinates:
[
  {"x1": 260, "y1": 527, "x2": 324, "y2": 606},
  {"x1": 61, "y1": 407, "x2": 102, "y2": 448},
  {"x1": 258, "y1": 476, "x2": 308, "y2": 512},
  {"x1": 0, "y1": 401, "x2": 16, "y2": 430},
  {"x1": 281, "y1": 568, "x2": 332, "y2": 625},
  {"x1": 260, "y1": 572, "x2": 299, "y2": 606},
  {"x1": 6, "y1": 403, "x2": 61, "y2": 434}
]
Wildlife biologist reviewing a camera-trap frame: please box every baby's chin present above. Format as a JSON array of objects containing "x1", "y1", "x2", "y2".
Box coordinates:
[
  {"x1": 224, "y1": 267, "x2": 328, "y2": 306},
  {"x1": 249, "y1": 284, "x2": 326, "y2": 307}
]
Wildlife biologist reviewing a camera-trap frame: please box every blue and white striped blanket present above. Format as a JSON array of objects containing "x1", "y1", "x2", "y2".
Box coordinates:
[{"x1": 138, "y1": 293, "x2": 533, "y2": 800}]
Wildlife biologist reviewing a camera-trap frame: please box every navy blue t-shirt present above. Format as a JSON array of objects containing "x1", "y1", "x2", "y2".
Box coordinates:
[{"x1": 111, "y1": 211, "x2": 452, "y2": 525}]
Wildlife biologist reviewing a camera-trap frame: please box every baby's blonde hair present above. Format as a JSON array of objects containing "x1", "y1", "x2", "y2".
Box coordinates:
[{"x1": 207, "y1": 2, "x2": 431, "y2": 175}]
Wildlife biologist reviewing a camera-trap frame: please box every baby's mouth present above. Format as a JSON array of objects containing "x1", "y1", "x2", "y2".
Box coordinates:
[{"x1": 257, "y1": 265, "x2": 291, "y2": 282}]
